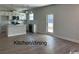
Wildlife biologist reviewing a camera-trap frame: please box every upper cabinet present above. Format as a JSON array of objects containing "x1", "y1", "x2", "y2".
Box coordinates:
[
  {"x1": 11, "y1": 12, "x2": 26, "y2": 20},
  {"x1": 19, "y1": 13, "x2": 26, "y2": 20},
  {"x1": 0, "y1": 11, "x2": 12, "y2": 16},
  {"x1": 0, "y1": 11, "x2": 26, "y2": 20}
]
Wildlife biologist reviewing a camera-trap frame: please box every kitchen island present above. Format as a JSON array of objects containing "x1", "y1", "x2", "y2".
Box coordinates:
[{"x1": 8, "y1": 24, "x2": 26, "y2": 37}]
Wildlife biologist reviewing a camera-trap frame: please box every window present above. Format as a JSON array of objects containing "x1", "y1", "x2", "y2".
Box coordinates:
[{"x1": 29, "y1": 12, "x2": 34, "y2": 20}]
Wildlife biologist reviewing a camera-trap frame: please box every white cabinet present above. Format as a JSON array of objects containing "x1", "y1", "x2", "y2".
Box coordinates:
[
  {"x1": 19, "y1": 13, "x2": 26, "y2": 20},
  {"x1": 0, "y1": 11, "x2": 12, "y2": 16},
  {"x1": 9, "y1": 12, "x2": 26, "y2": 20},
  {"x1": 0, "y1": 11, "x2": 26, "y2": 20},
  {"x1": 8, "y1": 24, "x2": 26, "y2": 37}
]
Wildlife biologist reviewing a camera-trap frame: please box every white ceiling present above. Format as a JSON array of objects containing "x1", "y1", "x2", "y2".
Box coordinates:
[{"x1": 0, "y1": 4, "x2": 49, "y2": 11}]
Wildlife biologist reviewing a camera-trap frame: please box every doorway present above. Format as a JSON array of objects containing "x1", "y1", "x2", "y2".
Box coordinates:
[{"x1": 46, "y1": 14, "x2": 54, "y2": 33}]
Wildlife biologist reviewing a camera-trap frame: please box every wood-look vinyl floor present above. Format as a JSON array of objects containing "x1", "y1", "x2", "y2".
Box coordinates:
[{"x1": 0, "y1": 33, "x2": 79, "y2": 54}]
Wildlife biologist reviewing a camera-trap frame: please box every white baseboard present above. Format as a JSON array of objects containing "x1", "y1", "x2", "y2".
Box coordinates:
[
  {"x1": 31, "y1": 32, "x2": 79, "y2": 44},
  {"x1": 36, "y1": 32, "x2": 46, "y2": 34},
  {"x1": 53, "y1": 34, "x2": 79, "y2": 44}
]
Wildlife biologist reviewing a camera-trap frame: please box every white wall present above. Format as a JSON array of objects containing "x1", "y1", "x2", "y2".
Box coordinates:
[{"x1": 33, "y1": 5, "x2": 79, "y2": 43}]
